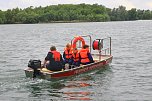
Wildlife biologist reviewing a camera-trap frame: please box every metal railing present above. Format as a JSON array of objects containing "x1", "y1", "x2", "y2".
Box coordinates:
[
  {"x1": 70, "y1": 35, "x2": 111, "y2": 56},
  {"x1": 100, "y1": 37, "x2": 111, "y2": 56}
]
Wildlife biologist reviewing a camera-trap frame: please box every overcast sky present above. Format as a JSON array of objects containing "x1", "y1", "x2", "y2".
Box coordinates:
[{"x1": 0, "y1": 0, "x2": 152, "y2": 11}]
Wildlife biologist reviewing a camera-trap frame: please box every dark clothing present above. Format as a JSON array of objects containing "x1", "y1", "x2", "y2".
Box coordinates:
[
  {"x1": 72, "y1": 61, "x2": 80, "y2": 67},
  {"x1": 45, "y1": 52, "x2": 63, "y2": 71},
  {"x1": 88, "y1": 53, "x2": 94, "y2": 63}
]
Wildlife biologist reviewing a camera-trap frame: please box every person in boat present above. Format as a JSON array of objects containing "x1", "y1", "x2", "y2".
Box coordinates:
[
  {"x1": 79, "y1": 44, "x2": 94, "y2": 65},
  {"x1": 72, "y1": 48, "x2": 80, "y2": 67},
  {"x1": 63, "y1": 43, "x2": 73, "y2": 65},
  {"x1": 42, "y1": 46, "x2": 64, "y2": 71}
]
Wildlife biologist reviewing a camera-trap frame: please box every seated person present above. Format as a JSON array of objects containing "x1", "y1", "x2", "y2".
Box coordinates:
[
  {"x1": 72, "y1": 48, "x2": 80, "y2": 67},
  {"x1": 42, "y1": 46, "x2": 64, "y2": 71},
  {"x1": 79, "y1": 45, "x2": 94, "y2": 65},
  {"x1": 63, "y1": 43, "x2": 73, "y2": 65}
]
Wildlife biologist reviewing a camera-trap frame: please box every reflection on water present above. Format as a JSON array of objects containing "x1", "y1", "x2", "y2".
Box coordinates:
[
  {"x1": 26, "y1": 80, "x2": 93, "y2": 100},
  {"x1": 64, "y1": 82, "x2": 91, "y2": 88},
  {"x1": 24, "y1": 65, "x2": 112, "y2": 100},
  {"x1": 26, "y1": 80, "x2": 65, "y2": 100},
  {"x1": 60, "y1": 66, "x2": 112, "y2": 100},
  {"x1": 64, "y1": 92, "x2": 92, "y2": 100},
  {"x1": 63, "y1": 81, "x2": 92, "y2": 100}
]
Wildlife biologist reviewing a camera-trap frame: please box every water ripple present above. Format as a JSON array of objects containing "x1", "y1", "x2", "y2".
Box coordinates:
[{"x1": 0, "y1": 21, "x2": 152, "y2": 100}]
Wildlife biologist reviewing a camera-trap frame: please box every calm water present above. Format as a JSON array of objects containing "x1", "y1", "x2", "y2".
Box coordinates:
[{"x1": 0, "y1": 21, "x2": 152, "y2": 101}]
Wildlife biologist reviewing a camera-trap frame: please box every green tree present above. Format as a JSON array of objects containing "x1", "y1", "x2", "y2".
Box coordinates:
[
  {"x1": 5, "y1": 9, "x2": 14, "y2": 23},
  {"x1": 136, "y1": 10, "x2": 144, "y2": 20},
  {"x1": 110, "y1": 6, "x2": 127, "y2": 21},
  {"x1": 143, "y1": 10, "x2": 152, "y2": 20},
  {"x1": 0, "y1": 10, "x2": 6, "y2": 24},
  {"x1": 1, "y1": 3, "x2": 152, "y2": 24},
  {"x1": 128, "y1": 8, "x2": 137, "y2": 20}
]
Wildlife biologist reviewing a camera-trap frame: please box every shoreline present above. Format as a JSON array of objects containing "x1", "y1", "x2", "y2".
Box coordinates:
[{"x1": 0, "y1": 20, "x2": 151, "y2": 25}]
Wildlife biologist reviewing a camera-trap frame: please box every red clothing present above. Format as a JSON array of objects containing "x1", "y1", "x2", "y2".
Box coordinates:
[
  {"x1": 45, "y1": 50, "x2": 63, "y2": 71},
  {"x1": 64, "y1": 48, "x2": 73, "y2": 59},
  {"x1": 79, "y1": 49, "x2": 90, "y2": 63},
  {"x1": 51, "y1": 51, "x2": 61, "y2": 61},
  {"x1": 72, "y1": 52, "x2": 80, "y2": 62}
]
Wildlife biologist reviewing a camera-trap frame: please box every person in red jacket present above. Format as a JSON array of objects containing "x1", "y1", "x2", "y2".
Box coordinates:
[
  {"x1": 63, "y1": 43, "x2": 73, "y2": 65},
  {"x1": 42, "y1": 46, "x2": 64, "y2": 71},
  {"x1": 72, "y1": 48, "x2": 80, "y2": 67},
  {"x1": 79, "y1": 45, "x2": 94, "y2": 65}
]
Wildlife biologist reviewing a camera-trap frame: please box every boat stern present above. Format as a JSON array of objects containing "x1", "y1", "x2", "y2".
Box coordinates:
[{"x1": 24, "y1": 67, "x2": 34, "y2": 78}]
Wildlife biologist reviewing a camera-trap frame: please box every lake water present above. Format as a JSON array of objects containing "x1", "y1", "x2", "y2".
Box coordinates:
[{"x1": 0, "y1": 20, "x2": 152, "y2": 101}]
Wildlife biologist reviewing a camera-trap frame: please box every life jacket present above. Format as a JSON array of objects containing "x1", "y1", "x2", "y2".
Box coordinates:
[
  {"x1": 72, "y1": 52, "x2": 80, "y2": 62},
  {"x1": 79, "y1": 49, "x2": 90, "y2": 63},
  {"x1": 50, "y1": 51, "x2": 61, "y2": 61},
  {"x1": 64, "y1": 48, "x2": 73, "y2": 59}
]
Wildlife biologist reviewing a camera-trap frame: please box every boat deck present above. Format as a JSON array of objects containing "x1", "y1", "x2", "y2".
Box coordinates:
[
  {"x1": 92, "y1": 54, "x2": 111, "y2": 62},
  {"x1": 24, "y1": 54, "x2": 111, "y2": 72}
]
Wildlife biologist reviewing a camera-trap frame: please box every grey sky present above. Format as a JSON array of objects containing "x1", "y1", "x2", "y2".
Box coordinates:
[{"x1": 0, "y1": 0, "x2": 152, "y2": 11}]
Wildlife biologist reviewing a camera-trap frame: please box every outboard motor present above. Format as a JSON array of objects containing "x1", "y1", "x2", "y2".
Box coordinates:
[
  {"x1": 28, "y1": 59, "x2": 41, "y2": 69},
  {"x1": 28, "y1": 59, "x2": 41, "y2": 78}
]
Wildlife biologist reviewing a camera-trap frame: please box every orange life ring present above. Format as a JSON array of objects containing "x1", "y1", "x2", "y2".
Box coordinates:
[{"x1": 72, "y1": 36, "x2": 85, "y2": 49}]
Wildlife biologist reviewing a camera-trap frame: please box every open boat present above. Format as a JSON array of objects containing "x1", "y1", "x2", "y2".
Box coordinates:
[{"x1": 24, "y1": 35, "x2": 113, "y2": 80}]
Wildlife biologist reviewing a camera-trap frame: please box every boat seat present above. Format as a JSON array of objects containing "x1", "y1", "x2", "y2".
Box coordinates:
[
  {"x1": 41, "y1": 68, "x2": 64, "y2": 73},
  {"x1": 93, "y1": 59, "x2": 99, "y2": 62},
  {"x1": 41, "y1": 68, "x2": 53, "y2": 72}
]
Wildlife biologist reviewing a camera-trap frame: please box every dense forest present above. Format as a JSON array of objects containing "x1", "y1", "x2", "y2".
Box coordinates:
[{"x1": 0, "y1": 3, "x2": 152, "y2": 24}]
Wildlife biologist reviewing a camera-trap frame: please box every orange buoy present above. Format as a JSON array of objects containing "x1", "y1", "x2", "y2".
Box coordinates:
[{"x1": 72, "y1": 36, "x2": 85, "y2": 49}]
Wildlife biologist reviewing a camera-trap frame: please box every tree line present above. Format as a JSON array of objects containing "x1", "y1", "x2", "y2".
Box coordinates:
[{"x1": 0, "y1": 4, "x2": 152, "y2": 24}]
